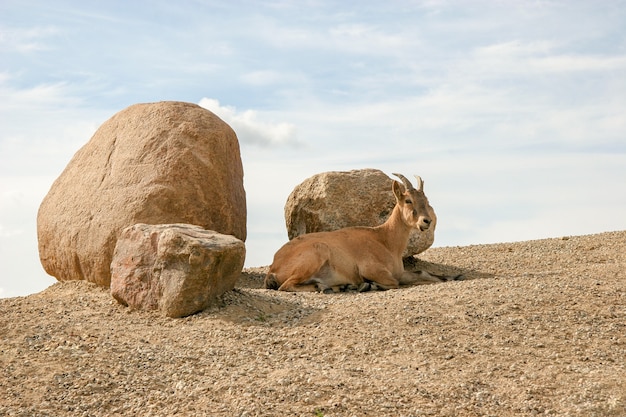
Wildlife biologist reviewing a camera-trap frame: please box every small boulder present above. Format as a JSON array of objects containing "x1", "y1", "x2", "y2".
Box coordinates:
[
  {"x1": 284, "y1": 169, "x2": 436, "y2": 257},
  {"x1": 37, "y1": 101, "x2": 246, "y2": 287},
  {"x1": 110, "y1": 223, "x2": 245, "y2": 318}
]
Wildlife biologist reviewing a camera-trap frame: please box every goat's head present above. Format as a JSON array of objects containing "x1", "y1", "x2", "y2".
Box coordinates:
[{"x1": 392, "y1": 173, "x2": 432, "y2": 231}]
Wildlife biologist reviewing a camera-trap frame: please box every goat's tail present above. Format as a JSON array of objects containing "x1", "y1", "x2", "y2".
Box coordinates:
[{"x1": 264, "y1": 273, "x2": 280, "y2": 290}]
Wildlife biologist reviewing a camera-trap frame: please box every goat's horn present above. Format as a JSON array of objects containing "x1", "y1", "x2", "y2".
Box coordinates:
[
  {"x1": 392, "y1": 173, "x2": 415, "y2": 191},
  {"x1": 414, "y1": 175, "x2": 423, "y2": 192}
]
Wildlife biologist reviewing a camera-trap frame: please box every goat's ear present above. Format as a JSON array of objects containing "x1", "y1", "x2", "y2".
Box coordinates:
[{"x1": 392, "y1": 180, "x2": 405, "y2": 201}]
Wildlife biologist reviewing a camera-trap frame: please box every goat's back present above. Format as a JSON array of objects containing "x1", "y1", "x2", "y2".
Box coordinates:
[{"x1": 269, "y1": 226, "x2": 396, "y2": 276}]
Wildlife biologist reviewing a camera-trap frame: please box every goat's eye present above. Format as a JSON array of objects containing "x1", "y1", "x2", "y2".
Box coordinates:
[{"x1": 405, "y1": 199, "x2": 412, "y2": 204}]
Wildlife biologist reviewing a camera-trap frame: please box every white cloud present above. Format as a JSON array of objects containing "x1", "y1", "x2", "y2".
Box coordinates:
[
  {"x1": 0, "y1": 25, "x2": 61, "y2": 53},
  {"x1": 240, "y1": 69, "x2": 308, "y2": 87},
  {"x1": 198, "y1": 98, "x2": 301, "y2": 147},
  {"x1": 240, "y1": 70, "x2": 283, "y2": 86},
  {"x1": 328, "y1": 23, "x2": 412, "y2": 54},
  {"x1": 476, "y1": 40, "x2": 556, "y2": 58},
  {"x1": 531, "y1": 54, "x2": 626, "y2": 73},
  {"x1": 0, "y1": 78, "x2": 77, "y2": 110},
  {"x1": 473, "y1": 40, "x2": 626, "y2": 76}
]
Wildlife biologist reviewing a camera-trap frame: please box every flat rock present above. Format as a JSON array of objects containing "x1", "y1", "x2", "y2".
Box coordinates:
[{"x1": 110, "y1": 223, "x2": 245, "y2": 318}]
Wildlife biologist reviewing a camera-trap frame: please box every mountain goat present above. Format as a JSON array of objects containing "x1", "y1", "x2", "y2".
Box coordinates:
[{"x1": 265, "y1": 173, "x2": 460, "y2": 292}]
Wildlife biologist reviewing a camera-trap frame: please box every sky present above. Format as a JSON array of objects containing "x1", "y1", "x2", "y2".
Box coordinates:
[{"x1": 1, "y1": 0, "x2": 625, "y2": 298}]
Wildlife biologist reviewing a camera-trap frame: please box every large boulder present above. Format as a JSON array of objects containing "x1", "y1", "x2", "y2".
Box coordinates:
[
  {"x1": 110, "y1": 224, "x2": 245, "y2": 318},
  {"x1": 284, "y1": 169, "x2": 436, "y2": 257},
  {"x1": 37, "y1": 101, "x2": 246, "y2": 287}
]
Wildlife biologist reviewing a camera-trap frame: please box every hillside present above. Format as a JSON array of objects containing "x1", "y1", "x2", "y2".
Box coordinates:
[{"x1": 1, "y1": 231, "x2": 625, "y2": 416}]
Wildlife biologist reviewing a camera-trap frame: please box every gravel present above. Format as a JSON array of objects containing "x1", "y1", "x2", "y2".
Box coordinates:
[{"x1": 1, "y1": 230, "x2": 625, "y2": 416}]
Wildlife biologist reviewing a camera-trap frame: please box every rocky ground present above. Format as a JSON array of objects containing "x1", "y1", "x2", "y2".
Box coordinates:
[{"x1": 1, "y1": 231, "x2": 625, "y2": 416}]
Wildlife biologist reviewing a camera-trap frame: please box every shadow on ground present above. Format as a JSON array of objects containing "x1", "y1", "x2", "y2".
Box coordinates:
[
  {"x1": 404, "y1": 256, "x2": 494, "y2": 281},
  {"x1": 213, "y1": 259, "x2": 494, "y2": 326},
  {"x1": 235, "y1": 258, "x2": 494, "y2": 293}
]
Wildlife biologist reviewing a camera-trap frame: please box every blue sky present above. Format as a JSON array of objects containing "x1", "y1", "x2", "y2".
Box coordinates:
[{"x1": 1, "y1": 0, "x2": 625, "y2": 298}]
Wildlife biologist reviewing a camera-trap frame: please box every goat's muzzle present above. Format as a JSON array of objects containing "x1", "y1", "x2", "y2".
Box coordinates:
[{"x1": 418, "y1": 217, "x2": 431, "y2": 231}]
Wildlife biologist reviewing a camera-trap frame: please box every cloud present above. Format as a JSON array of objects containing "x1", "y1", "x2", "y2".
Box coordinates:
[
  {"x1": 198, "y1": 98, "x2": 301, "y2": 147},
  {"x1": 0, "y1": 77, "x2": 107, "y2": 176},
  {"x1": 240, "y1": 69, "x2": 308, "y2": 87},
  {"x1": 0, "y1": 73, "x2": 77, "y2": 110},
  {"x1": 474, "y1": 40, "x2": 626, "y2": 75},
  {"x1": 240, "y1": 70, "x2": 284, "y2": 86},
  {"x1": 328, "y1": 23, "x2": 413, "y2": 55},
  {"x1": 532, "y1": 54, "x2": 626, "y2": 73},
  {"x1": 0, "y1": 25, "x2": 61, "y2": 53}
]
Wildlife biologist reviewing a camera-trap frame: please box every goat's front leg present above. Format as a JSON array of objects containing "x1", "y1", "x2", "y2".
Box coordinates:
[
  {"x1": 278, "y1": 276, "x2": 320, "y2": 292},
  {"x1": 360, "y1": 268, "x2": 400, "y2": 291},
  {"x1": 400, "y1": 270, "x2": 463, "y2": 285}
]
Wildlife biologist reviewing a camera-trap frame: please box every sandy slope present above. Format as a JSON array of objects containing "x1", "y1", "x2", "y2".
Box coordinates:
[{"x1": 1, "y1": 231, "x2": 625, "y2": 416}]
